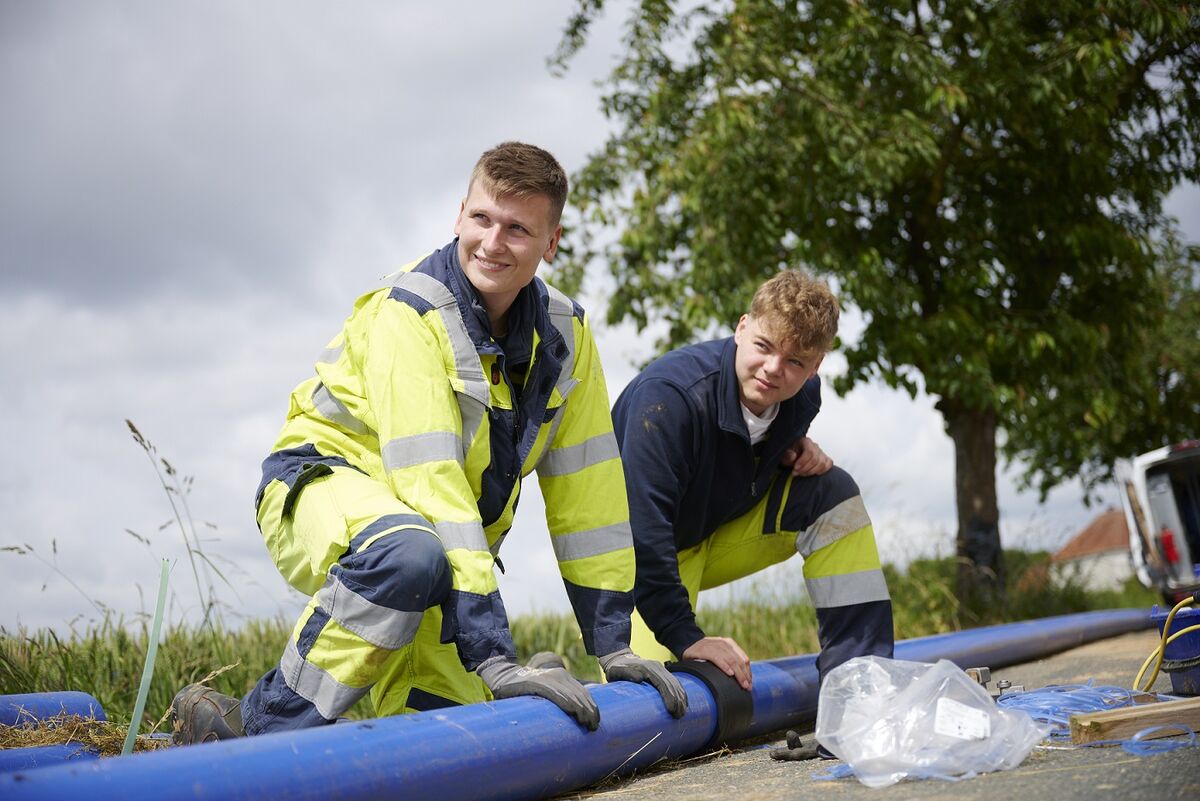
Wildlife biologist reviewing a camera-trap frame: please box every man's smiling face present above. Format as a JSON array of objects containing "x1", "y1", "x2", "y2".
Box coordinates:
[
  {"x1": 732, "y1": 314, "x2": 824, "y2": 415},
  {"x1": 454, "y1": 181, "x2": 561, "y2": 327}
]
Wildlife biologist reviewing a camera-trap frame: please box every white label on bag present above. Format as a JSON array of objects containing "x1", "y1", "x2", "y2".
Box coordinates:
[{"x1": 934, "y1": 697, "x2": 991, "y2": 740}]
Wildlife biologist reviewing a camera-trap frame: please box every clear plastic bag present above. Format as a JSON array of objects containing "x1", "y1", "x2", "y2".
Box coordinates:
[{"x1": 815, "y1": 656, "x2": 1051, "y2": 787}]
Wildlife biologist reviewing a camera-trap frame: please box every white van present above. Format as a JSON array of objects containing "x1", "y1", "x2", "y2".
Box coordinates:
[{"x1": 1118, "y1": 439, "x2": 1200, "y2": 603}]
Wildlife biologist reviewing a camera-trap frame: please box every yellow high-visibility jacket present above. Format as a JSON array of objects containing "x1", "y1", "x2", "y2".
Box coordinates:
[{"x1": 255, "y1": 241, "x2": 635, "y2": 669}]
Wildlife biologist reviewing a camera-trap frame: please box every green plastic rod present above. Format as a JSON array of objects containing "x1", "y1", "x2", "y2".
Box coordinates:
[{"x1": 121, "y1": 559, "x2": 169, "y2": 755}]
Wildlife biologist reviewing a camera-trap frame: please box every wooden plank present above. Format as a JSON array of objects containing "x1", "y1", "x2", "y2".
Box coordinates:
[
  {"x1": 1070, "y1": 696, "x2": 1200, "y2": 744},
  {"x1": 1128, "y1": 692, "x2": 1163, "y2": 705}
]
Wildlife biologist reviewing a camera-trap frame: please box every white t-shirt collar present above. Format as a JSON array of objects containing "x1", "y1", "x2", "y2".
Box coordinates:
[{"x1": 741, "y1": 402, "x2": 779, "y2": 445}]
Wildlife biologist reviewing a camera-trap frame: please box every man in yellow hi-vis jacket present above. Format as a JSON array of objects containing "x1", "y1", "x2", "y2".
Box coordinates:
[{"x1": 171, "y1": 142, "x2": 685, "y2": 743}]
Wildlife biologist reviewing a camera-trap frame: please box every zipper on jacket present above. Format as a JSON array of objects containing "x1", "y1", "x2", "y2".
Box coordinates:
[
  {"x1": 510, "y1": 409, "x2": 522, "y2": 480},
  {"x1": 503, "y1": 364, "x2": 521, "y2": 479}
]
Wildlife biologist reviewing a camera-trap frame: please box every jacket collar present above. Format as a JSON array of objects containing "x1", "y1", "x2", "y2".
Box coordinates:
[
  {"x1": 717, "y1": 338, "x2": 747, "y2": 438},
  {"x1": 434, "y1": 239, "x2": 566, "y2": 379},
  {"x1": 439, "y1": 239, "x2": 538, "y2": 360}
]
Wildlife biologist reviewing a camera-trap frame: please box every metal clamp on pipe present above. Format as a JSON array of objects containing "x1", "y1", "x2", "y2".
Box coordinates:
[{"x1": 668, "y1": 659, "x2": 753, "y2": 749}]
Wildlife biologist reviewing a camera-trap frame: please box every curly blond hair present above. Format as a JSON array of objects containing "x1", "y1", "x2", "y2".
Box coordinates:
[{"x1": 749, "y1": 270, "x2": 840, "y2": 353}]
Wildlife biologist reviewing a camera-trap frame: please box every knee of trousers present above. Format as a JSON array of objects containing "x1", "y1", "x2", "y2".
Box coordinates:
[
  {"x1": 333, "y1": 526, "x2": 451, "y2": 613},
  {"x1": 816, "y1": 465, "x2": 860, "y2": 508},
  {"x1": 781, "y1": 465, "x2": 863, "y2": 530}
]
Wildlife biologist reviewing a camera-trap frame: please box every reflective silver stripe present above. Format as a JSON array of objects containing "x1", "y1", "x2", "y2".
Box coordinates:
[
  {"x1": 539, "y1": 405, "x2": 568, "y2": 458},
  {"x1": 538, "y1": 432, "x2": 620, "y2": 477},
  {"x1": 312, "y1": 382, "x2": 369, "y2": 435},
  {"x1": 382, "y1": 431, "x2": 464, "y2": 470},
  {"x1": 794, "y1": 495, "x2": 872, "y2": 557},
  {"x1": 544, "y1": 285, "x2": 580, "y2": 397},
  {"x1": 355, "y1": 521, "x2": 437, "y2": 553},
  {"x1": 280, "y1": 638, "x2": 370, "y2": 720},
  {"x1": 551, "y1": 521, "x2": 633, "y2": 562},
  {"x1": 317, "y1": 342, "x2": 344, "y2": 364},
  {"x1": 489, "y1": 532, "x2": 507, "y2": 557},
  {"x1": 393, "y1": 271, "x2": 490, "y2": 406},
  {"x1": 805, "y1": 569, "x2": 891, "y2": 608},
  {"x1": 458, "y1": 396, "x2": 487, "y2": 462},
  {"x1": 434, "y1": 520, "x2": 489, "y2": 552},
  {"x1": 316, "y1": 573, "x2": 424, "y2": 650}
]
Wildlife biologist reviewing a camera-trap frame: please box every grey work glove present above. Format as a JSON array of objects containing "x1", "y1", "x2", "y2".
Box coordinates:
[
  {"x1": 598, "y1": 647, "x2": 688, "y2": 719},
  {"x1": 477, "y1": 655, "x2": 600, "y2": 731}
]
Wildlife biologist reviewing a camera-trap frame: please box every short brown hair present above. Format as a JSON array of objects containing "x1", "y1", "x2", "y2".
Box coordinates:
[
  {"x1": 469, "y1": 142, "x2": 569, "y2": 225},
  {"x1": 749, "y1": 270, "x2": 840, "y2": 353}
]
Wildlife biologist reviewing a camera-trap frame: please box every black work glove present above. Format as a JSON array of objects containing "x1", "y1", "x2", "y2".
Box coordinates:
[
  {"x1": 477, "y1": 655, "x2": 600, "y2": 730},
  {"x1": 770, "y1": 730, "x2": 834, "y2": 761},
  {"x1": 598, "y1": 647, "x2": 688, "y2": 718}
]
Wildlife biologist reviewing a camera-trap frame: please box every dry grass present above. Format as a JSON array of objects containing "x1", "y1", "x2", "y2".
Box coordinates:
[{"x1": 0, "y1": 713, "x2": 171, "y2": 756}]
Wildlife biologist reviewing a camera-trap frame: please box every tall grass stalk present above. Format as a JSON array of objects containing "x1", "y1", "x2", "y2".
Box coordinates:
[
  {"x1": 0, "y1": 541, "x2": 111, "y2": 620},
  {"x1": 125, "y1": 420, "x2": 223, "y2": 631}
]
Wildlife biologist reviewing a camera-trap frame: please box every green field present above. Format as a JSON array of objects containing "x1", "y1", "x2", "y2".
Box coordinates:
[{"x1": 0, "y1": 550, "x2": 1156, "y2": 737}]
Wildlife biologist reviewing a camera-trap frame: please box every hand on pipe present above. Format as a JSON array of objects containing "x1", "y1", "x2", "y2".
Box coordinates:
[
  {"x1": 598, "y1": 648, "x2": 688, "y2": 718},
  {"x1": 477, "y1": 655, "x2": 600, "y2": 730},
  {"x1": 681, "y1": 636, "x2": 752, "y2": 690}
]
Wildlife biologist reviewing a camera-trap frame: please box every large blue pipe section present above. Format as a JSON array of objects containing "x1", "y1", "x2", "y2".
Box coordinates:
[
  {"x1": 0, "y1": 691, "x2": 106, "y2": 727},
  {"x1": 0, "y1": 743, "x2": 100, "y2": 773},
  {"x1": 0, "y1": 609, "x2": 1152, "y2": 801}
]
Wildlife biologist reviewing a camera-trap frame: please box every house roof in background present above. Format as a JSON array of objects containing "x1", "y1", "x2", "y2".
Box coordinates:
[{"x1": 1052, "y1": 508, "x2": 1129, "y2": 562}]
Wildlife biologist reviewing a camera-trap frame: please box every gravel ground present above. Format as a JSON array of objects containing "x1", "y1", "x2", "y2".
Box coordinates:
[{"x1": 557, "y1": 630, "x2": 1200, "y2": 801}]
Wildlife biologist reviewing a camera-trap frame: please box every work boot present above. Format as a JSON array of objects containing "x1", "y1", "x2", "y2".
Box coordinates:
[{"x1": 170, "y1": 683, "x2": 245, "y2": 745}]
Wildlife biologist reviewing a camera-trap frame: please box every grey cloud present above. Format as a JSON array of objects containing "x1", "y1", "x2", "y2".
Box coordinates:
[{"x1": 0, "y1": 1, "x2": 613, "y2": 307}]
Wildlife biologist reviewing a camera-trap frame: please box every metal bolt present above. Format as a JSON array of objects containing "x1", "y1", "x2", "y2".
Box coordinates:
[{"x1": 965, "y1": 667, "x2": 992, "y2": 688}]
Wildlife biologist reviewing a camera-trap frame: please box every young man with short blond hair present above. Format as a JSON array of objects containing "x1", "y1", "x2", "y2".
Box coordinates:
[{"x1": 614, "y1": 270, "x2": 894, "y2": 705}]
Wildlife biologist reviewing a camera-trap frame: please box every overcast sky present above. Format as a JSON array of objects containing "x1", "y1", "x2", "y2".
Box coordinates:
[{"x1": 2, "y1": 2, "x2": 1196, "y2": 635}]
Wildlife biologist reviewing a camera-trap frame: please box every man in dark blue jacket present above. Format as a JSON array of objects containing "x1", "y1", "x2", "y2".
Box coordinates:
[{"x1": 612, "y1": 270, "x2": 894, "y2": 699}]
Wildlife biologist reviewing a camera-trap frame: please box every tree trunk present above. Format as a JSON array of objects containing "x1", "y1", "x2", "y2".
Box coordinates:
[{"x1": 939, "y1": 400, "x2": 1006, "y2": 612}]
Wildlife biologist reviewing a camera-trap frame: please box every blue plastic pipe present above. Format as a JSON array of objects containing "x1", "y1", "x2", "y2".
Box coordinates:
[
  {"x1": 0, "y1": 744, "x2": 100, "y2": 772},
  {"x1": 0, "y1": 691, "x2": 106, "y2": 728},
  {"x1": 0, "y1": 609, "x2": 1152, "y2": 800}
]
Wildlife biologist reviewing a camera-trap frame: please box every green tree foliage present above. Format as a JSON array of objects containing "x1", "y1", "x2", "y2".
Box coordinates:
[{"x1": 552, "y1": 0, "x2": 1200, "y2": 609}]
